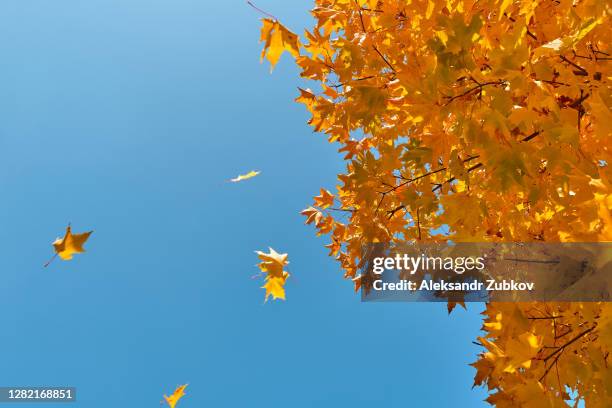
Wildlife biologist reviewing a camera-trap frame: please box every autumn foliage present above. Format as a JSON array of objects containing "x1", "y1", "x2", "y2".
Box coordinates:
[
  {"x1": 258, "y1": 0, "x2": 611, "y2": 406},
  {"x1": 256, "y1": 247, "x2": 291, "y2": 301},
  {"x1": 163, "y1": 384, "x2": 188, "y2": 408}
]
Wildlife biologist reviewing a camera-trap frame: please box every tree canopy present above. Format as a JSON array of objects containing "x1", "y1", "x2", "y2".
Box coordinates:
[{"x1": 258, "y1": 0, "x2": 611, "y2": 405}]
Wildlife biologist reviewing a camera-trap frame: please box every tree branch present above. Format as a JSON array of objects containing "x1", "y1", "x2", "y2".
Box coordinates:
[
  {"x1": 542, "y1": 326, "x2": 595, "y2": 362},
  {"x1": 432, "y1": 163, "x2": 483, "y2": 192},
  {"x1": 246, "y1": 1, "x2": 277, "y2": 21},
  {"x1": 521, "y1": 130, "x2": 541, "y2": 142},
  {"x1": 560, "y1": 55, "x2": 588, "y2": 76},
  {"x1": 443, "y1": 80, "x2": 506, "y2": 105},
  {"x1": 373, "y1": 45, "x2": 396, "y2": 72}
]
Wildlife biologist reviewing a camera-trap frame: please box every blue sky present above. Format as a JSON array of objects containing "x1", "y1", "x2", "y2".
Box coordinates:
[{"x1": 0, "y1": 1, "x2": 488, "y2": 406}]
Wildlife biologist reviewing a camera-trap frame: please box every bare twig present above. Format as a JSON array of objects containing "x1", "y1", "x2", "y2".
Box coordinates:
[
  {"x1": 354, "y1": 0, "x2": 366, "y2": 32},
  {"x1": 373, "y1": 45, "x2": 396, "y2": 72},
  {"x1": 542, "y1": 326, "x2": 595, "y2": 362},
  {"x1": 443, "y1": 80, "x2": 506, "y2": 105},
  {"x1": 560, "y1": 55, "x2": 588, "y2": 76},
  {"x1": 246, "y1": 1, "x2": 277, "y2": 21},
  {"x1": 521, "y1": 130, "x2": 541, "y2": 142},
  {"x1": 432, "y1": 162, "x2": 483, "y2": 192}
]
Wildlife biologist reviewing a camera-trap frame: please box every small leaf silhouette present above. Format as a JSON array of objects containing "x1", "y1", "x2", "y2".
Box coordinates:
[
  {"x1": 45, "y1": 225, "x2": 93, "y2": 267},
  {"x1": 230, "y1": 170, "x2": 260, "y2": 182},
  {"x1": 163, "y1": 384, "x2": 187, "y2": 408},
  {"x1": 255, "y1": 247, "x2": 290, "y2": 301}
]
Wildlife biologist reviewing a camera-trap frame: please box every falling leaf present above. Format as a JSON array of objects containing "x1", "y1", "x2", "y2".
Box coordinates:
[
  {"x1": 255, "y1": 247, "x2": 290, "y2": 301},
  {"x1": 45, "y1": 225, "x2": 93, "y2": 267},
  {"x1": 163, "y1": 384, "x2": 188, "y2": 408},
  {"x1": 230, "y1": 170, "x2": 260, "y2": 183}
]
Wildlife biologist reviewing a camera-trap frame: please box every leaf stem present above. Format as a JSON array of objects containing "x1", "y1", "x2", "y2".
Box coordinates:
[{"x1": 43, "y1": 253, "x2": 58, "y2": 268}]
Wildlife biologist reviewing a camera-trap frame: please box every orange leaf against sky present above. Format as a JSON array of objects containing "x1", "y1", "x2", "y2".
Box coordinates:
[
  {"x1": 255, "y1": 247, "x2": 290, "y2": 301},
  {"x1": 45, "y1": 224, "x2": 93, "y2": 267},
  {"x1": 163, "y1": 384, "x2": 187, "y2": 408}
]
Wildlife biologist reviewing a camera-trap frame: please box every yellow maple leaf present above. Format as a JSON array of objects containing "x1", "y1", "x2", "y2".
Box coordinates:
[
  {"x1": 255, "y1": 247, "x2": 290, "y2": 301},
  {"x1": 259, "y1": 18, "x2": 300, "y2": 70},
  {"x1": 230, "y1": 170, "x2": 260, "y2": 183},
  {"x1": 163, "y1": 384, "x2": 187, "y2": 408},
  {"x1": 45, "y1": 225, "x2": 93, "y2": 267}
]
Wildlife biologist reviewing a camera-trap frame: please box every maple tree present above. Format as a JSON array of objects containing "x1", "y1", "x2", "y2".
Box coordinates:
[{"x1": 256, "y1": 0, "x2": 611, "y2": 406}]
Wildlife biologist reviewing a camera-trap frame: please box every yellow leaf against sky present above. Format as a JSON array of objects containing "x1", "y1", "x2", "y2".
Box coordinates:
[
  {"x1": 230, "y1": 170, "x2": 260, "y2": 183},
  {"x1": 45, "y1": 225, "x2": 93, "y2": 266},
  {"x1": 262, "y1": 273, "x2": 289, "y2": 301},
  {"x1": 259, "y1": 18, "x2": 300, "y2": 71},
  {"x1": 255, "y1": 247, "x2": 290, "y2": 301},
  {"x1": 163, "y1": 384, "x2": 187, "y2": 408}
]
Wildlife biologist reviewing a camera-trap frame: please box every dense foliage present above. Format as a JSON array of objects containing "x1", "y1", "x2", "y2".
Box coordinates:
[{"x1": 258, "y1": 0, "x2": 611, "y2": 405}]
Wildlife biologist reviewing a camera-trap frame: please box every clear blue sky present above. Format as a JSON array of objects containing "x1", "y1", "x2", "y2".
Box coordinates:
[{"x1": 0, "y1": 1, "x2": 488, "y2": 406}]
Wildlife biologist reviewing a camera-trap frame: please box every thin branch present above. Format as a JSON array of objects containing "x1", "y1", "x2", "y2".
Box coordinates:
[
  {"x1": 560, "y1": 55, "x2": 588, "y2": 76},
  {"x1": 569, "y1": 92, "x2": 590, "y2": 109},
  {"x1": 526, "y1": 29, "x2": 538, "y2": 41},
  {"x1": 535, "y1": 78, "x2": 570, "y2": 87},
  {"x1": 330, "y1": 75, "x2": 376, "y2": 88},
  {"x1": 361, "y1": 7, "x2": 383, "y2": 13},
  {"x1": 542, "y1": 326, "x2": 595, "y2": 362},
  {"x1": 373, "y1": 45, "x2": 396, "y2": 72},
  {"x1": 43, "y1": 253, "x2": 58, "y2": 268},
  {"x1": 246, "y1": 1, "x2": 278, "y2": 21},
  {"x1": 387, "y1": 205, "x2": 406, "y2": 219},
  {"x1": 555, "y1": 328, "x2": 573, "y2": 340},
  {"x1": 432, "y1": 163, "x2": 483, "y2": 192},
  {"x1": 443, "y1": 80, "x2": 506, "y2": 105},
  {"x1": 329, "y1": 207, "x2": 356, "y2": 212},
  {"x1": 539, "y1": 352, "x2": 562, "y2": 382},
  {"x1": 521, "y1": 130, "x2": 541, "y2": 142},
  {"x1": 354, "y1": 0, "x2": 366, "y2": 32},
  {"x1": 385, "y1": 155, "x2": 480, "y2": 194}
]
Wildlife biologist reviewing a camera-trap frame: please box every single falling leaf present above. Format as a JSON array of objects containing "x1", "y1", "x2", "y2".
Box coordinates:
[
  {"x1": 45, "y1": 224, "x2": 93, "y2": 267},
  {"x1": 255, "y1": 247, "x2": 290, "y2": 301},
  {"x1": 163, "y1": 384, "x2": 188, "y2": 408},
  {"x1": 230, "y1": 170, "x2": 260, "y2": 183}
]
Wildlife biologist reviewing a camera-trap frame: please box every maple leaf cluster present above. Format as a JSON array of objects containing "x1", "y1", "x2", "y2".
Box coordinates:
[{"x1": 258, "y1": 0, "x2": 611, "y2": 405}]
